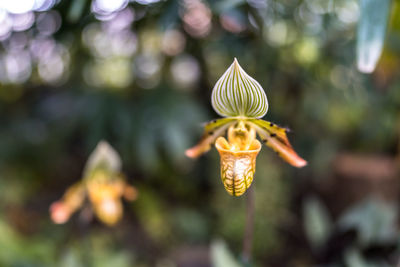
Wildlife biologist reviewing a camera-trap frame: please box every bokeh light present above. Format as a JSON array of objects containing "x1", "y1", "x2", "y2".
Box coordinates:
[
  {"x1": 0, "y1": 0, "x2": 55, "y2": 14},
  {"x1": 170, "y1": 54, "x2": 200, "y2": 89},
  {"x1": 1, "y1": 0, "x2": 35, "y2": 14},
  {"x1": 162, "y1": 29, "x2": 186, "y2": 56},
  {"x1": 220, "y1": 10, "x2": 247, "y2": 33},
  {"x1": 36, "y1": 11, "x2": 61, "y2": 35},
  {"x1": 135, "y1": 53, "x2": 162, "y2": 89},
  {"x1": 91, "y1": 0, "x2": 129, "y2": 20},
  {"x1": 11, "y1": 12, "x2": 34, "y2": 31},
  {"x1": 2, "y1": 49, "x2": 32, "y2": 83},
  {"x1": 335, "y1": 1, "x2": 359, "y2": 24},
  {"x1": 37, "y1": 43, "x2": 69, "y2": 84},
  {"x1": 181, "y1": 0, "x2": 212, "y2": 38}
]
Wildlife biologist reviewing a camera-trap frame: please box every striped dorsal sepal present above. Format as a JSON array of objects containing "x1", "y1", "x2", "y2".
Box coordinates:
[{"x1": 211, "y1": 58, "x2": 268, "y2": 118}]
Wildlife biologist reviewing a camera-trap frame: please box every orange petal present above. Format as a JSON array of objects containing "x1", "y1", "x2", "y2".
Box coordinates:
[
  {"x1": 50, "y1": 182, "x2": 86, "y2": 224},
  {"x1": 249, "y1": 120, "x2": 307, "y2": 168},
  {"x1": 123, "y1": 185, "x2": 138, "y2": 201},
  {"x1": 263, "y1": 134, "x2": 307, "y2": 167},
  {"x1": 63, "y1": 182, "x2": 86, "y2": 210},
  {"x1": 185, "y1": 134, "x2": 215, "y2": 158},
  {"x1": 186, "y1": 118, "x2": 235, "y2": 158},
  {"x1": 50, "y1": 201, "x2": 71, "y2": 224}
]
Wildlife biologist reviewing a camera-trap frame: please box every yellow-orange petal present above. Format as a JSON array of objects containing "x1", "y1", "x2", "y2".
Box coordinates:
[
  {"x1": 249, "y1": 121, "x2": 307, "y2": 168},
  {"x1": 123, "y1": 185, "x2": 138, "y2": 201},
  {"x1": 93, "y1": 198, "x2": 123, "y2": 226},
  {"x1": 50, "y1": 182, "x2": 86, "y2": 224},
  {"x1": 264, "y1": 134, "x2": 307, "y2": 167},
  {"x1": 185, "y1": 136, "x2": 214, "y2": 158},
  {"x1": 186, "y1": 119, "x2": 235, "y2": 158},
  {"x1": 86, "y1": 176, "x2": 129, "y2": 225},
  {"x1": 50, "y1": 201, "x2": 71, "y2": 224},
  {"x1": 63, "y1": 182, "x2": 86, "y2": 211}
]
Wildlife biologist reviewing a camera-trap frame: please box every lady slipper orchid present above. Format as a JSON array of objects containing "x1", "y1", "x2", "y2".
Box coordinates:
[
  {"x1": 50, "y1": 141, "x2": 137, "y2": 226},
  {"x1": 186, "y1": 58, "x2": 307, "y2": 196}
]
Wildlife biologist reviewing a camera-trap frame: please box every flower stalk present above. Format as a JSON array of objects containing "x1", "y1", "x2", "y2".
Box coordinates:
[{"x1": 242, "y1": 185, "x2": 255, "y2": 264}]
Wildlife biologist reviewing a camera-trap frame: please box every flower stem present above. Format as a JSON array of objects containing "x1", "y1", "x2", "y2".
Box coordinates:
[{"x1": 242, "y1": 185, "x2": 255, "y2": 265}]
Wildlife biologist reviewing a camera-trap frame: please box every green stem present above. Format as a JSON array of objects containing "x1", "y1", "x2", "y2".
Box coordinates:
[{"x1": 242, "y1": 185, "x2": 255, "y2": 265}]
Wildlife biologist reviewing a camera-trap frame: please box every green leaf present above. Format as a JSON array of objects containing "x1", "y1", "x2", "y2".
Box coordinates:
[
  {"x1": 211, "y1": 240, "x2": 241, "y2": 267},
  {"x1": 302, "y1": 197, "x2": 332, "y2": 249},
  {"x1": 60, "y1": 249, "x2": 84, "y2": 267},
  {"x1": 67, "y1": 0, "x2": 87, "y2": 23},
  {"x1": 344, "y1": 248, "x2": 374, "y2": 267},
  {"x1": 357, "y1": 0, "x2": 391, "y2": 73},
  {"x1": 211, "y1": 58, "x2": 268, "y2": 118},
  {"x1": 338, "y1": 198, "x2": 397, "y2": 246},
  {"x1": 212, "y1": 0, "x2": 246, "y2": 13}
]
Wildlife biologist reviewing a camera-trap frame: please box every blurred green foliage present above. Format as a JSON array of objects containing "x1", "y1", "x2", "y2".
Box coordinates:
[{"x1": 0, "y1": 0, "x2": 400, "y2": 266}]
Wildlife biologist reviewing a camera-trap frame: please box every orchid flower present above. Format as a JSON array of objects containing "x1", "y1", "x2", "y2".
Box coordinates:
[
  {"x1": 186, "y1": 59, "x2": 307, "y2": 196},
  {"x1": 50, "y1": 141, "x2": 137, "y2": 226}
]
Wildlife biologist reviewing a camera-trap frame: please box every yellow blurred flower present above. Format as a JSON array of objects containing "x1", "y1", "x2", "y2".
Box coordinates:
[{"x1": 50, "y1": 141, "x2": 137, "y2": 226}]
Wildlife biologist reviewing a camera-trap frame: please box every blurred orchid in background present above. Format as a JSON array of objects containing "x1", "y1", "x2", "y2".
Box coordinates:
[
  {"x1": 186, "y1": 59, "x2": 307, "y2": 196},
  {"x1": 50, "y1": 141, "x2": 137, "y2": 226}
]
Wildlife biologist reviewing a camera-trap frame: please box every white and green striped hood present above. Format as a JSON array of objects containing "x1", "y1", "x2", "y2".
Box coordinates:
[{"x1": 211, "y1": 58, "x2": 268, "y2": 118}]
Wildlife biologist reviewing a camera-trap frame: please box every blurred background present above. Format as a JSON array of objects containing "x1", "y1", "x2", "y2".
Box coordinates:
[{"x1": 1, "y1": 0, "x2": 400, "y2": 266}]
